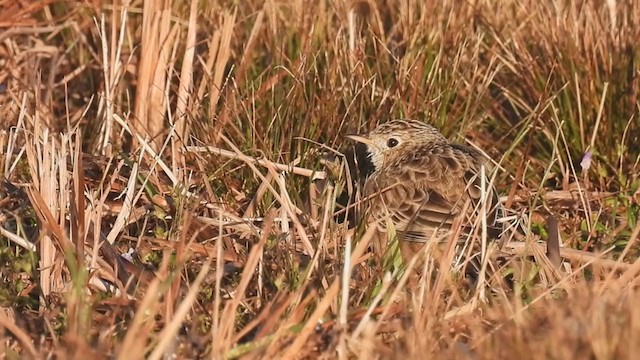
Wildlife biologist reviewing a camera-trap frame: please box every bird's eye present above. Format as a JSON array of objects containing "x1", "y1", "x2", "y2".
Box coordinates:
[{"x1": 386, "y1": 138, "x2": 399, "y2": 148}]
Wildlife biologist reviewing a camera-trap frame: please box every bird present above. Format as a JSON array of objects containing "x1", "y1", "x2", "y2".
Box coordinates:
[{"x1": 346, "y1": 119, "x2": 506, "y2": 278}]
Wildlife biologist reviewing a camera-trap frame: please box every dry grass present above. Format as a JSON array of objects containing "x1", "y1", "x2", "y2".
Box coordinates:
[{"x1": 0, "y1": 0, "x2": 639, "y2": 358}]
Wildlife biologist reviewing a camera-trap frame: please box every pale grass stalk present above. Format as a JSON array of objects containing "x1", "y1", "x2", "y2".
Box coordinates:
[
  {"x1": 117, "y1": 279, "x2": 163, "y2": 360},
  {"x1": 505, "y1": 242, "x2": 629, "y2": 270},
  {"x1": 469, "y1": 162, "x2": 506, "y2": 298},
  {"x1": 58, "y1": 137, "x2": 68, "y2": 228},
  {"x1": 4, "y1": 128, "x2": 25, "y2": 177},
  {"x1": 0, "y1": 310, "x2": 38, "y2": 359},
  {"x1": 0, "y1": 23, "x2": 72, "y2": 42},
  {"x1": 174, "y1": 0, "x2": 198, "y2": 149},
  {"x1": 28, "y1": 116, "x2": 64, "y2": 305},
  {"x1": 148, "y1": 262, "x2": 211, "y2": 360},
  {"x1": 235, "y1": 10, "x2": 264, "y2": 84},
  {"x1": 257, "y1": 290, "x2": 317, "y2": 357},
  {"x1": 242, "y1": 171, "x2": 274, "y2": 217},
  {"x1": 67, "y1": 128, "x2": 88, "y2": 340},
  {"x1": 110, "y1": 114, "x2": 175, "y2": 185},
  {"x1": 95, "y1": 7, "x2": 127, "y2": 153},
  {"x1": 229, "y1": 290, "x2": 294, "y2": 347},
  {"x1": 609, "y1": 253, "x2": 640, "y2": 291},
  {"x1": 520, "y1": 238, "x2": 557, "y2": 288},
  {"x1": 279, "y1": 224, "x2": 376, "y2": 358},
  {"x1": 88, "y1": 197, "x2": 102, "y2": 271},
  {"x1": 0, "y1": 227, "x2": 36, "y2": 251},
  {"x1": 525, "y1": 121, "x2": 561, "y2": 222},
  {"x1": 308, "y1": 181, "x2": 319, "y2": 221},
  {"x1": 133, "y1": 0, "x2": 154, "y2": 138},
  {"x1": 600, "y1": 217, "x2": 640, "y2": 287},
  {"x1": 304, "y1": 183, "x2": 334, "y2": 286},
  {"x1": 339, "y1": 217, "x2": 351, "y2": 327},
  {"x1": 220, "y1": 134, "x2": 315, "y2": 256},
  {"x1": 473, "y1": 165, "x2": 489, "y2": 302},
  {"x1": 27, "y1": 187, "x2": 67, "y2": 305},
  {"x1": 69, "y1": 128, "x2": 86, "y2": 278},
  {"x1": 553, "y1": 112, "x2": 593, "y2": 233},
  {"x1": 105, "y1": 161, "x2": 138, "y2": 244},
  {"x1": 88, "y1": 157, "x2": 125, "y2": 269},
  {"x1": 133, "y1": 1, "x2": 176, "y2": 150},
  {"x1": 164, "y1": 29, "x2": 181, "y2": 142},
  {"x1": 605, "y1": 0, "x2": 618, "y2": 38},
  {"x1": 100, "y1": 139, "x2": 162, "y2": 244},
  {"x1": 279, "y1": 276, "x2": 340, "y2": 359},
  {"x1": 588, "y1": 82, "x2": 608, "y2": 150},
  {"x1": 575, "y1": 73, "x2": 585, "y2": 149},
  {"x1": 215, "y1": 212, "x2": 274, "y2": 357},
  {"x1": 186, "y1": 145, "x2": 326, "y2": 180},
  {"x1": 21, "y1": 123, "x2": 124, "y2": 303},
  {"x1": 357, "y1": 240, "x2": 427, "y2": 337},
  {"x1": 278, "y1": 172, "x2": 291, "y2": 245},
  {"x1": 151, "y1": 15, "x2": 178, "y2": 151},
  {"x1": 351, "y1": 272, "x2": 400, "y2": 339},
  {"x1": 351, "y1": 272, "x2": 395, "y2": 338},
  {"x1": 209, "y1": 11, "x2": 236, "y2": 115},
  {"x1": 348, "y1": 8, "x2": 356, "y2": 54},
  {"x1": 196, "y1": 30, "x2": 221, "y2": 101},
  {"x1": 5, "y1": 93, "x2": 28, "y2": 177},
  {"x1": 112, "y1": 115, "x2": 248, "y2": 222},
  {"x1": 617, "y1": 115, "x2": 636, "y2": 175},
  {"x1": 211, "y1": 208, "x2": 224, "y2": 354},
  {"x1": 26, "y1": 186, "x2": 71, "y2": 248}
]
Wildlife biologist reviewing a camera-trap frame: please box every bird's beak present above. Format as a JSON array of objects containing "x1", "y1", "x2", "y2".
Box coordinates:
[{"x1": 345, "y1": 134, "x2": 375, "y2": 147}]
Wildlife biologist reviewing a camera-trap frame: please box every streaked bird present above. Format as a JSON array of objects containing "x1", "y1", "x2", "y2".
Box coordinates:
[{"x1": 346, "y1": 119, "x2": 506, "y2": 274}]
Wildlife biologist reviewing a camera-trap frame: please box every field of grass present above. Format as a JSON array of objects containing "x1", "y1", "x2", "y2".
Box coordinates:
[{"x1": 1, "y1": 0, "x2": 640, "y2": 358}]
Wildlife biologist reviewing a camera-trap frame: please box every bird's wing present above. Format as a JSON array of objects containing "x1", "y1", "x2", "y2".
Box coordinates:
[
  {"x1": 367, "y1": 144, "x2": 505, "y2": 243},
  {"x1": 450, "y1": 144, "x2": 506, "y2": 239}
]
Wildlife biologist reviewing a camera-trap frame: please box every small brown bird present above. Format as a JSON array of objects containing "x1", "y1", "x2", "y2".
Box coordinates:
[{"x1": 346, "y1": 119, "x2": 506, "y2": 273}]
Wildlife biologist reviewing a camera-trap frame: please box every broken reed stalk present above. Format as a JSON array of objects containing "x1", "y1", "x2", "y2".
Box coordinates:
[{"x1": 185, "y1": 145, "x2": 326, "y2": 180}]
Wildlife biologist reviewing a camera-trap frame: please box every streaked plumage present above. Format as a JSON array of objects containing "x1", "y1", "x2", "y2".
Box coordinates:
[{"x1": 347, "y1": 119, "x2": 505, "y2": 268}]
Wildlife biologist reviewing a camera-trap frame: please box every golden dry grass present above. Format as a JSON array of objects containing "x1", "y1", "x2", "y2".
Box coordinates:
[{"x1": 0, "y1": 0, "x2": 639, "y2": 358}]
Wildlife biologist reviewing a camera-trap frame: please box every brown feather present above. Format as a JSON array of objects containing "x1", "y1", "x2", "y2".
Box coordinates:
[{"x1": 355, "y1": 120, "x2": 505, "y2": 245}]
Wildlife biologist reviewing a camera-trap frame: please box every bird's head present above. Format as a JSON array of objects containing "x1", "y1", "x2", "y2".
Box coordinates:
[{"x1": 346, "y1": 119, "x2": 447, "y2": 171}]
